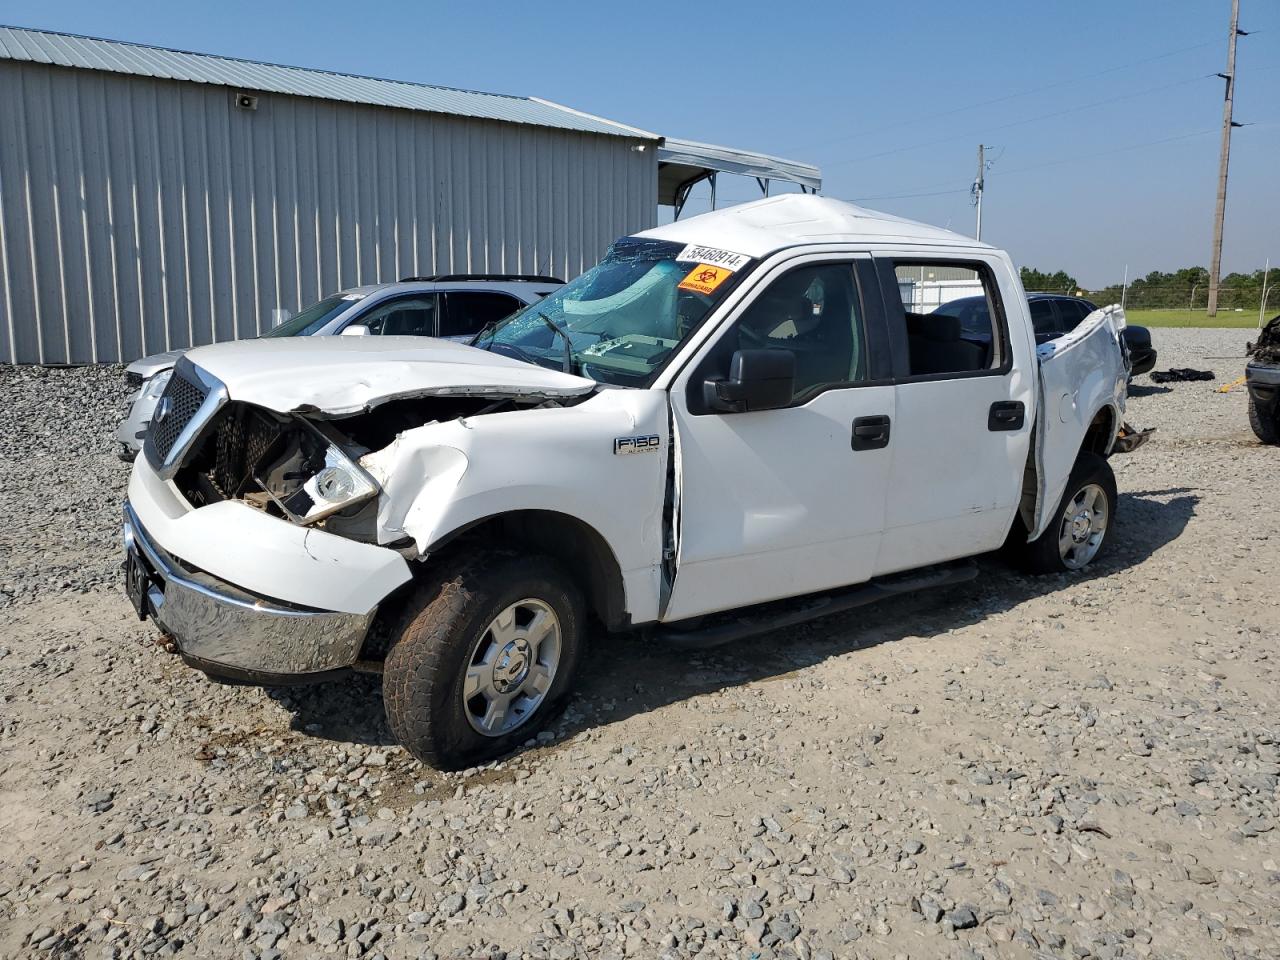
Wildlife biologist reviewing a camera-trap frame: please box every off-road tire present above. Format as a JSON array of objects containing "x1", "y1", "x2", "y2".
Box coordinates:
[
  {"x1": 382, "y1": 551, "x2": 584, "y2": 770},
  {"x1": 1019, "y1": 452, "x2": 1117, "y2": 575},
  {"x1": 1249, "y1": 395, "x2": 1280, "y2": 445}
]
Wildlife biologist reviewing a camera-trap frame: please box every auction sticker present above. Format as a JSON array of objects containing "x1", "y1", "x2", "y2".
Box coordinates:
[
  {"x1": 675, "y1": 244, "x2": 752, "y2": 272},
  {"x1": 679, "y1": 264, "x2": 734, "y2": 295}
]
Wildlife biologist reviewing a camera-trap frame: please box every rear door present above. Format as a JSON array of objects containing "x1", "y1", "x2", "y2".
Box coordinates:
[{"x1": 873, "y1": 254, "x2": 1036, "y2": 574}]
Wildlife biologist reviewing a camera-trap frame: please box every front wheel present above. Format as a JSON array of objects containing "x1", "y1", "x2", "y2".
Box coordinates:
[
  {"x1": 382, "y1": 552, "x2": 585, "y2": 770},
  {"x1": 1019, "y1": 452, "x2": 1117, "y2": 574}
]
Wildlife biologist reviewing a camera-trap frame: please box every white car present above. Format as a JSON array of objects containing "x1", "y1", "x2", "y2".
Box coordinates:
[
  {"x1": 115, "y1": 275, "x2": 561, "y2": 458},
  {"x1": 121, "y1": 195, "x2": 1146, "y2": 770}
]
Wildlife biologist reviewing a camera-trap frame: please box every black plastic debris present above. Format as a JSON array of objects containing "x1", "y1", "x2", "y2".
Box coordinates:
[{"x1": 1150, "y1": 368, "x2": 1215, "y2": 383}]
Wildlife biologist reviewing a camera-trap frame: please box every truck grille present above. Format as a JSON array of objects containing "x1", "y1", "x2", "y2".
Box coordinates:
[
  {"x1": 147, "y1": 368, "x2": 209, "y2": 462},
  {"x1": 209, "y1": 406, "x2": 282, "y2": 498}
]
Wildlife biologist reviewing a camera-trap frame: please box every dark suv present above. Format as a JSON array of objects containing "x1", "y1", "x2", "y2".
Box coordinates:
[{"x1": 930, "y1": 293, "x2": 1156, "y2": 377}]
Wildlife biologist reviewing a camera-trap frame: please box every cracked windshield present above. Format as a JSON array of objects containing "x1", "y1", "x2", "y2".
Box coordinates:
[{"x1": 473, "y1": 238, "x2": 752, "y2": 386}]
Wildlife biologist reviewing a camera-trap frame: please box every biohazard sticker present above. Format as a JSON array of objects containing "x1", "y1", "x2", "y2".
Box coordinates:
[
  {"x1": 679, "y1": 263, "x2": 734, "y2": 295},
  {"x1": 675, "y1": 244, "x2": 752, "y2": 272}
]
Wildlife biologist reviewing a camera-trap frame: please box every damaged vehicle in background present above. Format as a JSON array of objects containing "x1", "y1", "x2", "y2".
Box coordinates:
[
  {"x1": 1246, "y1": 315, "x2": 1280, "y2": 445},
  {"x1": 930, "y1": 292, "x2": 1157, "y2": 376},
  {"x1": 121, "y1": 195, "x2": 1149, "y2": 770},
  {"x1": 115, "y1": 275, "x2": 561, "y2": 459}
]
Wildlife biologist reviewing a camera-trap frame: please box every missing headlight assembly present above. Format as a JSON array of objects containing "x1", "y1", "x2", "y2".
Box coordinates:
[{"x1": 173, "y1": 402, "x2": 378, "y2": 524}]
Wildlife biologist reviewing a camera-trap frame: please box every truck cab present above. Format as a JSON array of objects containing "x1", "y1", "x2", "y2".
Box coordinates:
[{"x1": 123, "y1": 195, "x2": 1138, "y2": 769}]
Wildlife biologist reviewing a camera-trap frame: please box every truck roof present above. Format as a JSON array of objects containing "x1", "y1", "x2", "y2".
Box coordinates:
[{"x1": 638, "y1": 194, "x2": 989, "y2": 259}]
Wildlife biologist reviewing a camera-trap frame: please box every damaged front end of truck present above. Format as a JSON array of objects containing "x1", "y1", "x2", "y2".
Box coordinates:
[{"x1": 123, "y1": 340, "x2": 599, "y2": 684}]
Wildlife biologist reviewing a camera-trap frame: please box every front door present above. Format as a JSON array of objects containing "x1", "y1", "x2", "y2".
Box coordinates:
[{"x1": 664, "y1": 254, "x2": 896, "y2": 622}]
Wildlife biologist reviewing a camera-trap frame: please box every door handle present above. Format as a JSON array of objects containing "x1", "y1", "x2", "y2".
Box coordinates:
[
  {"x1": 851, "y1": 414, "x2": 891, "y2": 451},
  {"x1": 988, "y1": 400, "x2": 1025, "y2": 431}
]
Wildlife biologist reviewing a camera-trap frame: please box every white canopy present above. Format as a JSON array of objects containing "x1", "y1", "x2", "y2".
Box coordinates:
[{"x1": 657, "y1": 138, "x2": 822, "y2": 218}]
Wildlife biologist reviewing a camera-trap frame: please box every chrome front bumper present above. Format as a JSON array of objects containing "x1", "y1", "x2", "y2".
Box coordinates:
[{"x1": 123, "y1": 502, "x2": 373, "y2": 683}]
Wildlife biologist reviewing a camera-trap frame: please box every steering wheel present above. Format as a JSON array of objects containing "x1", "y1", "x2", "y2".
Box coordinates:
[{"x1": 736, "y1": 323, "x2": 776, "y2": 350}]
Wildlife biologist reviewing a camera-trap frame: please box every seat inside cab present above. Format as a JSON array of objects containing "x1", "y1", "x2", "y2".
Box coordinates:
[{"x1": 892, "y1": 266, "x2": 999, "y2": 376}]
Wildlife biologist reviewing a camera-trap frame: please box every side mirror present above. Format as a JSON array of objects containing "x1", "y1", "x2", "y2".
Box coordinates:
[
  {"x1": 340, "y1": 324, "x2": 371, "y2": 337},
  {"x1": 703, "y1": 349, "x2": 795, "y2": 413}
]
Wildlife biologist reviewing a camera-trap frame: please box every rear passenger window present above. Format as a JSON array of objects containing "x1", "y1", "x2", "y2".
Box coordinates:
[
  {"x1": 440, "y1": 292, "x2": 523, "y2": 337},
  {"x1": 890, "y1": 262, "x2": 1004, "y2": 376}
]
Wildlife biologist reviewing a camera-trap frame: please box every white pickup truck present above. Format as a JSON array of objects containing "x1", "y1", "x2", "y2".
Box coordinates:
[{"x1": 122, "y1": 195, "x2": 1144, "y2": 769}]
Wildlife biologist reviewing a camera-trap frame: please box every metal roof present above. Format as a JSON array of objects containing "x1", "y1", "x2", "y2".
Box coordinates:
[
  {"x1": 0, "y1": 25, "x2": 661, "y2": 140},
  {"x1": 657, "y1": 137, "x2": 821, "y2": 205}
]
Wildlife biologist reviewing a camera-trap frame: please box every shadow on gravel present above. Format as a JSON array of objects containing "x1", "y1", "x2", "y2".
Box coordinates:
[
  {"x1": 1126, "y1": 382, "x2": 1173, "y2": 397},
  {"x1": 558, "y1": 489, "x2": 1199, "y2": 739},
  {"x1": 265, "y1": 674, "x2": 392, "y2": 746},
  {"x1": 264, "y1": 490, "x2": 1198, "y2": 757}
]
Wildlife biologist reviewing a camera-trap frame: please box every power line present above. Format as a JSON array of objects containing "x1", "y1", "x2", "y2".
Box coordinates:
[
  {"x1": 791, "y1": 37, "x2": 1223, "y2": 154},
  {"x1": 997, "y1": 127, "x2": 1222, "y2": 178},
  {"x1": 857, "y1": 119, "x2": 1276, "y2": 211},
  {"x1": 854, "y1": 185, "x2": 972, "y2": 202},
  {"x1": 826, "y1": 72, "x2": 1214, "y2": 169},
  {"x1": 852, "y1": 126, "x2": 1229, "y2": 205}
]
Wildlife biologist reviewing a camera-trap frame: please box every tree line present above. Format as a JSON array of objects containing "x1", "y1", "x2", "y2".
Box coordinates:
[{"x1": 1020, "y1": 266, "x2": 1273, "y2": 310}]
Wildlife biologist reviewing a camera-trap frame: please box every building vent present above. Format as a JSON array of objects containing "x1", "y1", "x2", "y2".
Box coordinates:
[{"x1": 234, "y1": 92, "x2": 259, "y2": 111}]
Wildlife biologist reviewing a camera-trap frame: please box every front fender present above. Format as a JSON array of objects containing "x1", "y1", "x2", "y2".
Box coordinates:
[{"x1": 358, "y1": 390, "x2": 671, "y2": 623}]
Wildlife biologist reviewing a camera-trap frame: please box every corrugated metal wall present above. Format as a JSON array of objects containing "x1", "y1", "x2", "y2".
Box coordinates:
[{"x1": 0, "y1": 60, "x2": 657, "y2": 363}]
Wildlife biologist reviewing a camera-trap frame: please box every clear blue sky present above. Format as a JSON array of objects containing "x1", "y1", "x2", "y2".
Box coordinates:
[{"x1": 7, "y1": 0, "x2": 1278, "y2": 287}]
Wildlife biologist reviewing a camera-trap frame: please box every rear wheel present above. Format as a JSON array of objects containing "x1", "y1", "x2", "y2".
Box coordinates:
[
  {"x1": 382, "y1": 552, "x2": 585, "y2": 770},
  {"x1": 1249, "y1": 395, "x2": 1280, "y2": 445},
  {"x1": 1019, "y1": 452, "x2": 1117, "y2": 574}
]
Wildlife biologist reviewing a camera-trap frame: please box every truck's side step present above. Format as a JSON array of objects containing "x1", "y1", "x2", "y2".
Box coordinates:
[{"x1": 653, "y1": 560, "x2": 979, "y2": 650}]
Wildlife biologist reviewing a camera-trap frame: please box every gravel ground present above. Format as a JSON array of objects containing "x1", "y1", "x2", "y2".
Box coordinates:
[{"x1": 1, "y1": 329, "x2": 1277, "y2": 960}]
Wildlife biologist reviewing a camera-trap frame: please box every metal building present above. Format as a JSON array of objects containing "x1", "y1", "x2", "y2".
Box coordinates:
[{"x1": 0, "y1": 26, "x2": 661, "y2": 363}]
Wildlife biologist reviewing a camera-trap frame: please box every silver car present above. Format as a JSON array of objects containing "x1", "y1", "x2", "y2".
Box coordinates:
[{"x1": 116, "y1": 275, "x2": 560, "y2": 458}]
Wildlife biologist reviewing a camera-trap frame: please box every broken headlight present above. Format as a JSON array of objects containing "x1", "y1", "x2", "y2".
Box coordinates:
[
  {"x1": 141, "y1": 367, "x2": 174, "y2": 403},
  {"x1": 268, "y1": 436, "x2": 379, "y2": 525}
]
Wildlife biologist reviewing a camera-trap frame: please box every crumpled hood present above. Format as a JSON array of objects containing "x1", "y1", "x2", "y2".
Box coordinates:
[
  {"x1": 183, "y1": 336, "x2": 596, "y2": 415},
  {"x1": 125, "y1": 349, "x2": 187, "y2": 379}
]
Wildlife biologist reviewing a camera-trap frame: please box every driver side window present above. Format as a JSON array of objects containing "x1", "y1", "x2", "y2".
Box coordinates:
[{"x1": 726, "y1": 262, "x2": 867, "y2": 403}]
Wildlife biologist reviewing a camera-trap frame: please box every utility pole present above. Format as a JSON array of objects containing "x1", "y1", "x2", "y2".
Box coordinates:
[
  {"x1": 973, "y1": 144, "x2": 986, "y2": 241},
  {"x1": 1208, "y1": 0, "x2": 1247, "y2": 316}
]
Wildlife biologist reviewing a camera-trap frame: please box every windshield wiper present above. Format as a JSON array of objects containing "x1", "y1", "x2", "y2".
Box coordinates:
[
  {"x1": 539, "y1": 312, "x2": 577, "y2": 375},
  {"x1": 470, "y1": 319, "x2": 501, "y2": 349}
]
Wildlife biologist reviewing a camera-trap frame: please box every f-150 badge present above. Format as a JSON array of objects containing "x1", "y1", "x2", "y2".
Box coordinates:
[{"x1": 614, "y1": 435, "x2": 661, "y2": 455}]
